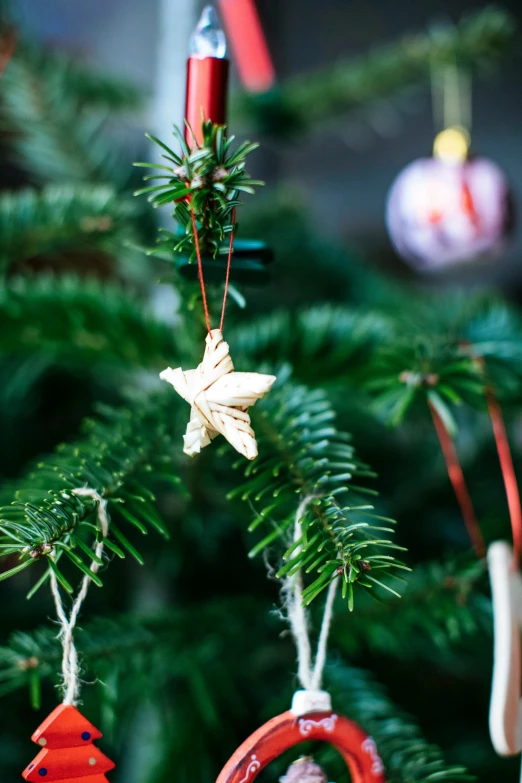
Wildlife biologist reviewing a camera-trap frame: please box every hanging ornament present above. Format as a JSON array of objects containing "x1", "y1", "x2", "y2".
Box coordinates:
[
  {"x1": 215, "y1": 496, "x2": 386, "y2": 783},
  {"x1": 429, "y1": 353, "x2": 522, "y2": 773},
  {"x1": 22, "y1": 705, "x2": 114, "y2": 782},
  {"x1": 386, "y1": 130, "x2": 513, "y2": 271},
  {"x1": 488, "y1": 541, "x2": 522, "y2": 760},
  {"x1": 21, "y1": 490, "x2": 115, "y2": 783},
  {"x1": 281, "y1": 757, "x2": 328, "y2": 783},
  {"x1": 161, "y1": 328, "x2": 275, "y2": 459},
  {"x1": 161, "y1": 210, "x2": 275, "y2": 460},
  {"x1": 386, "y1": 62, "x2": 514, "y2": 271},
  {"x1": 215, "y1": 699, "x2": 385, "y2": 783}
]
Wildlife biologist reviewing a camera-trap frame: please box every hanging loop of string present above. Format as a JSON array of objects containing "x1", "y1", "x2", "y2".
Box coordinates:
[
  {"x1": 191, "y1": 207, "x2": 236, "y2": 336},
  {"x1": 49, "y1": 488, "x2": 109, "y2": 706},
  {"x1": 0, "y1": 29, "x2": 17, "y2": 80},
  {"x1": 485, "y1": 385, "x2": 522, "y2": 570},
  {"x1": 430, "y1": 55, "x2": 472, "y2": 135},
  {"x1": 220, "y1": 208, "x2": 236, "y2": 332},
  {"x1": 191, "y1": 209, "x2": 212, "y2": 335},
  {"x1": 283, "y1": 496, "x2": 338, "y2": 712},
  {"x1": 429, "y1": 402, "x2": 486, "y2": 559},
  {"x1": 429, "y1": 368, "x2": 522, "y2": 568}
]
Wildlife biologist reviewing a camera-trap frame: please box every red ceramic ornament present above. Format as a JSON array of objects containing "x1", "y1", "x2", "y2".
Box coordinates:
[
  {"x1": 22, "y1": 704, "x2": 115, "y2": 782},
  {"x1": 216, "y1": 709, "x2": 385, "y2": 783}
]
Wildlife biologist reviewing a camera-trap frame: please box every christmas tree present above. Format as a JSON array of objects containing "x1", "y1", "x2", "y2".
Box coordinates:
[{"x1": 0, "y1": 4, "x2": 520, "y2": 783}]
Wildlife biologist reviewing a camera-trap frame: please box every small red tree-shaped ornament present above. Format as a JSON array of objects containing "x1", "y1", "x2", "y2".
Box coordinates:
[{"x1": 22, "y1": 704, "x2": 115, "y2": 783}]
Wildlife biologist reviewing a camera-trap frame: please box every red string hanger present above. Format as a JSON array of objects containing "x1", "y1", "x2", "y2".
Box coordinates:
[
  {"x1": 0, "y1": 27, "x2": 16, "y2": 79},
  {"x1": 428, "y1": 367, "x2": 522, "y2": 567},
  {"x1": 428, "y1": 401, "x2": 486, "y2": 559},
  {"x1": 160, "y1": 206, "x2": 276, "y2": 461},
  {"x1": 191, "y1": 207, "x2": 236, "y2": 335},
  {"x1": 485, "y1": 384, "x2": 522, "y2": 569}
]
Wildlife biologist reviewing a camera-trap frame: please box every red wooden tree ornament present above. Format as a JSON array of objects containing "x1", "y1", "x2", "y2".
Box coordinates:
[
  {"x1": 22, "y1": 704, "x2": 115, "y2": 783},
  {"x1": 215, "y1": 709, "x2": 385, "y2": 783}
]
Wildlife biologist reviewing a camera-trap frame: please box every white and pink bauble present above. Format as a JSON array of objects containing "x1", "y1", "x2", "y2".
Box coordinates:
[{"x1": 386, "y1": 152, "x2": 513, "y2": 271}]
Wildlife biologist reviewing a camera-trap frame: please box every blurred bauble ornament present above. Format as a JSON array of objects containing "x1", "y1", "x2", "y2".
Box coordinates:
[
  {"x1": 280, "y1": 758, "x2": 328, "y2": 783},
  {"x1": 386, "y1": 126, "x2": 514, "y2": 271}
]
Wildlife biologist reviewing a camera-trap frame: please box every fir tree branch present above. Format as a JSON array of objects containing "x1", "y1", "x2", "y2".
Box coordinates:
[
  {"x1": 0, "y1": 275, "x2": 179, "y2": 367},
  {"x1": 368, "y1": 337, "x2": 482, "y2": 431},
  {"x1": 0, "y1": 391, "x2": 186, "y2": 588},
  {"x1": 233, "y1": 379, "x2": 408, "y2": 608},
  {"x1": 333, "y1": 558, "x2": 490, "y2": 663},
  {"x1": 0, "y1": 561, "x2": 488, "y2": 698},
  {"x1": 234, "y1": 296, "x2": 522, "y2": 398},
  {"x1": 0, "y1": 608, "x2": 478, "y2": 783},
  {"x1": 12, "y1": 44, "x2": 144, "y2": 112},
  {"x1": 368, "y1": 294, "x2": 522, "y2": 429},
  {"x1": 457, "y1": 297, "x2": 522, "y2": 392},
  {"x1": 0, "y1": 613, "x2": 475, "y2": 782},
  {"x1": 0, "y1": 186, "x2": 138, "y2": 270},
  {"x1": 325, "y1": 664, "x2": 474, "y2": 782},
  {"x1": 233, "y1": 305, "x2": 391, "y2": 384},
  {"x1": 0, "y1": 610, "x2": 195, "y2": 697},
  {"x1": 135, "y1": 120, "x2": 262, "y2": 262},
  {"x1": 0, "y1": 597, "x2": 267, "y2": 702},
  {"x1": 236, "y1": 6, "x2": 516, "y2": 137},
  {"x1": 1, "y1": 46, "x2": 128, "y2": 183}
]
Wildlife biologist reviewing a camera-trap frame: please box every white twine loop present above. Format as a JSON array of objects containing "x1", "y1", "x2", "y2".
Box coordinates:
[
  {"x1": 49, "y1": 488, "x2": 109, "y2": 705},
  {"x1": 283, "y1": 495, "x2": 338, "y2": 714}
]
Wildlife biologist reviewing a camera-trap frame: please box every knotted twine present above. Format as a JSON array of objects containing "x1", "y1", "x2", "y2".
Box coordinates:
[
  {"x1": 49, "y1": 488, "x2": 109, "y2": 705},
  {"x1": 283, "y1": 495, "x2": 338, "y2": 709}
]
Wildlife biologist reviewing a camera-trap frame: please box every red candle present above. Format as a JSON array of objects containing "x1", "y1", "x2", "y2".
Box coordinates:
[
  {"x1": 218, "y1": 0, "x2": 275, "y2": 93},
  {"x1": 185, "y1": 6, "x2": 229, "y2": 147}
]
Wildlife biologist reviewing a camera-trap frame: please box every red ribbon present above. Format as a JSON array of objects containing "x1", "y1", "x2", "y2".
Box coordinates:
[
  {"x1": 429, "y1": 367, "x2": 522, "y2": 568},
  {"x1": 429, "y1": 401, "x2": 486, "y2": 559},
  {"x1": 485, "y1": 386, "x2": 522, "y2": 569},
  {"x1": 191, "y1": 208, "x2": 236, "y2": 335}
]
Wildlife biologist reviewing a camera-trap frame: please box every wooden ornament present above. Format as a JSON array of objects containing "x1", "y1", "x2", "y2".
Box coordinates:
[
  {"x1": 30, "y1": 705, "x2": 102, "y2": 750},
  {"x1": 23, "y1": 704, "x2": 115, "y2": 782},
  {"x1": 488, "y1": 541, "x2": 522, "y2": 756},
  {"x1": 161, "y1": 328, "x2": 276, "y2": 460},
  {"x1": 215, "y1": 710, "x2": 385, "y2": 783}
]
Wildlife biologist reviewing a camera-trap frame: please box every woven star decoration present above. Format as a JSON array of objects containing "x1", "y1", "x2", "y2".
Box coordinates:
[{"x1": 160, "y1": 329, "x2": 276, "y2": 460}]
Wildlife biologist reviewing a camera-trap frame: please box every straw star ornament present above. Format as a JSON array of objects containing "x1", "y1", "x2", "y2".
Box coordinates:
[{"x1": 160, "y1": 329, "x2": 276, "y2": 460}]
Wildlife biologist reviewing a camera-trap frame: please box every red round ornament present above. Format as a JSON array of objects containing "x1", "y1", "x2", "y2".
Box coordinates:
[
  {"x1": 386, "y1": 130, "x2": 514, "y2": 272},
  {"x1": 215, "y1": 708, "x2": 385, "y2": 783}
]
